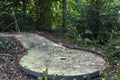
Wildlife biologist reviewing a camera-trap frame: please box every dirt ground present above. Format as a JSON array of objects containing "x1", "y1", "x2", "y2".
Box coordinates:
[{"x1": 0, "y1": 35, "x2": 36, "y2": 80}]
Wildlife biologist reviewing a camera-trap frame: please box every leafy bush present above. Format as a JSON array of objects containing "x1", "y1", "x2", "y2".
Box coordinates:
[
  {"x1": 75, "y1": 0, "x2": 120, "y2": 42},
  {"x1": 104, "y1": 38, "x2": 120, "y2": 64}
]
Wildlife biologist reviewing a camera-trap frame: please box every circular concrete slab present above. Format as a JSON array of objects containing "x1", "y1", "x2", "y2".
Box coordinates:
[
  {"x1": 0, "y1": 33, "x2": 108, "y2": 79},
  {"x1": 16, "y1": 33, "x2": 108, "y2": 79}
]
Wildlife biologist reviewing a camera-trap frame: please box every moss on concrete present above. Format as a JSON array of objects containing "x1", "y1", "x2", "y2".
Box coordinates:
[
  {"x1": 0, "y1": 33, "x2": 107, "y2": 76},
  {"x1": 16, "y1": 33, "x2": 107, "y2": 76}
]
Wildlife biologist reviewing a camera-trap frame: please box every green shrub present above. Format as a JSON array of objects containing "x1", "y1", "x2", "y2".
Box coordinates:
[
  {"x1": 104, "y1": 38, "x2": 120, "y2": 64},
  {"x1": 101, "y1": 63, "x2": 120, "y2": 80}
]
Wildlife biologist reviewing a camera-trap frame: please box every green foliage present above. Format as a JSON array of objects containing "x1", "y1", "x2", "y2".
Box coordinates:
[
  {"x1": 101, "y1": 63, "x2": 120, "y2": 80},
  {"x1": 0, "y1": 0, "x2": 119, "y2": 37},
  {"x1": 75, "y1": 0, "x2": 120, "y2": 41},
  {"x1": 0, "y1": 0, "x2": 57, "y2": 32},
  {"x1": 84, "y1": 75, "x2": 91, "y2": 80},
  {"x1": 65, "y1": 30, "x2": 84, "y2": 45},
  {"x1": 37, "y1": 67, "x2": 66, "y2": 80},
  {"x1": 52, "y1": 1, "x2": 62, "y2": 30},
  {"x1": 117, "y1": 63, "x2": 120, "y2": 80},
  {"x1": 38, "y1": 76, "x2": 66, "y2": 80},
  {"x1": 37, "y1": 75, "x2": 66, "y2": 80},
  {"x1": 104, "y1": 38, "x2": 120, "y2": 64},
  {"x1": 0, "y1": 36, "x2": 12, "y2": 50},
  {"x1": 37, "y1": 64, "x2": 120, "y2": 80},
  {"x1": 37, "y1": 76, "x2": 43, "y2": 80}
]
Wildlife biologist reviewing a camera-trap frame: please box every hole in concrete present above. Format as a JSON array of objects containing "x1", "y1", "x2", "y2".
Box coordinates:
[{"x1": 60, "y1": 57, "x2": 67, "y2": 60}]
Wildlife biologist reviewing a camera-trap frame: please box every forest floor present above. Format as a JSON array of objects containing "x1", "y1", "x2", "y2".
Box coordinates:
[
  {"x1": 0, "y1": 35, "x2": 36, "y2": 80},
  {"x1": 0, "y1": 32, "x2": 111, "y2": 80}
]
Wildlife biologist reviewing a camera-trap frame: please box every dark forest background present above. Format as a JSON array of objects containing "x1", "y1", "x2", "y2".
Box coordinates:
[
  {"x1": 0, "y1": 0, "x2": 120, "y2": 65},
  {"x1": 0, "y1": 0, "x2": 120, "y2": 79}
]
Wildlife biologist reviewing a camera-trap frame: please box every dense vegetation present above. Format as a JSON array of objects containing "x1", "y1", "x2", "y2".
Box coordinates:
[
  {"x1": 0, "y1": 0, "x2": 120, "y2": 79},
  {"x1": 0, "y1": 0, "x2": 119, "y2": 43}
]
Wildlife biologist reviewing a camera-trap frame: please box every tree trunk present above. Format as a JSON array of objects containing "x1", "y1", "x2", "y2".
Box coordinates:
[
  {"x1": 62, "y1": 0, "x2": 67, "y2": 33},
  {"x1": 87, "y1": 0, "x2": 101, "y2": 39},
  {"x1": 22, "y1": 0, "x2": 26, "y2": 27},
  {"x1": 36, "y1": 0, "x2": 52, "y2": 31}
]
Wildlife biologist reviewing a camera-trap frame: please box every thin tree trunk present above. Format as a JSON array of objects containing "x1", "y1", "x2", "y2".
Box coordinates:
[
  {"x1": 62, "y1": 0, "x2": 67, "y2": 33},
  {"x1": 36, "y1": 0, "x2": 53, "y2": 31},
  {"x1": 94, "y1": 0, "x2": 100, "y2": 39},
  {"x1": 87, "y1": 0, "x2": 101, "y2": 39},
  {"x1": 35, "y1": 0, "x2": 38, "y2": 23},
  {"x1": 22, "y1": 0, "x2": 26, "y2": 27}
]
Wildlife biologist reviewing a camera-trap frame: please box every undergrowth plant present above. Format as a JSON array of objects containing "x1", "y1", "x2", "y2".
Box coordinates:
[
  {"x1": 37, "y1": 67, "x2": 66, "y2": 80},
  {"x1": 37, "y1": 64, "x2": 120, "y2": 80},
  {"x1": 104, "y1": 38, "x2": 120, "y2": 64},
  {"x1": 0, "y1": 36, "x2": 12, "y2": 50},
  {"x1": 101, "y1": 63, "x2": 120, "y2": 80}
]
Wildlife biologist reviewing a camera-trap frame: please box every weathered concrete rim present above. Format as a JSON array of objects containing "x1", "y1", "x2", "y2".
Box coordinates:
[
  {"x1": 18, "y1": 50, "x2": 108, "y2": 80},
  {"x1": 19, "y1": 63, "x2": 100, "y2": 80}
]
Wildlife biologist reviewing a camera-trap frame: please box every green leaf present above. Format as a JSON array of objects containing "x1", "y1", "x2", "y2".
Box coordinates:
[
  {"x1": 44, "y1": 76, "x2": 48, "y2": 80},
  {"x1": 84, "y1": 75, "x2": 91, "y2": 80},
  {"x1": 117, "y1": 63, "x2": 120, "y2": 80},
  {"x1": 37, "y1": 76, "x2": 43, "y2": 80},
  {"x1": 104, "y1": 66, "x2": 110, "y2": 72},
  {"x1": 85, "y1": 30, "x2": 93, "y2": 35},
  {"x1": 0, "y1": 41, "x2": 3, "y2": 45}
]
